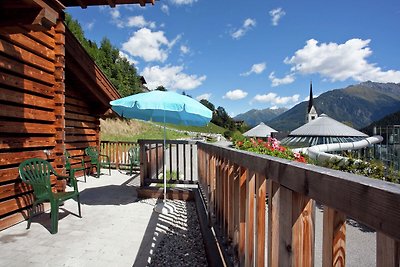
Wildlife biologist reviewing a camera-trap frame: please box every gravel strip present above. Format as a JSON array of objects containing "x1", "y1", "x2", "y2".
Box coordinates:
[{"x1": 148, "y1": 200, "x2": 208, "y2": 267}]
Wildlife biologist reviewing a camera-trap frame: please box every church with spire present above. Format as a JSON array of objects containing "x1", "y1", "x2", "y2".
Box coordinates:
[{"x1": 307, "y1": 81, "x2": 318, "y2": 123}]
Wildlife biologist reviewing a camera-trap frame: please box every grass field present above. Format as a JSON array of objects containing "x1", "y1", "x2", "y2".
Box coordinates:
[{"x1": 100, "y1": 118, "x2": 225, "y2": 142}]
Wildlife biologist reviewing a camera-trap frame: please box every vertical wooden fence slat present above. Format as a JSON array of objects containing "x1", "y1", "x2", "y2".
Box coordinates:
[
  {"x1": 292, "y1": 192, "x2": 315, "y2": 267},
  {"x1": 322, "y1": 206, "x2": 346, "y2": 267},
  {"x1": 190, "y1": 144, "x2": 193, "y2": 181},
  {"x1": 376, "y1": 232, "x2": 400, "y2": 267},
  {"x1": 269, "y1": 181, "x2": 292, "y2": 267},
  {"x1": 155, "y1": 143, "x2": 159, "y2": 180},
  {"x1": 176, "y1": 143, "x2": 179, "y2": 181},
  {"x1": 169, "y1": 143, "x2": 172, "y2": 180},
  {"x1": 256, "y1": 173, "x2": 266, "y2": 267},
  {"x1": 245, "y1": 170, "x2": 255, "y2": 267},
  {"x1": 233, "y1": 164, "x2": 240, "y2": 256},
  {"x1": 183, "y1": 143, "x2": 186, "y2": 181},
  {"x1": 210, "y1": 154, "x2": 216, "y2": 221},
  {"x1": 223, "y1": 158, "x2": 228, "y2": 236},
  {"x1": 239, "y1": 167, "x2": 247, "y2": 266},
  {"x1": 228, "y1": 161, "x2": 234, "y2": 242}
]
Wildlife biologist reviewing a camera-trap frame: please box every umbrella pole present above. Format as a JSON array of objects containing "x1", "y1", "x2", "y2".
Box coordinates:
[
  {"x1": 163, "y1": 123, "x2": 167, "y2": 203},
  {"x1": 154, "y1": 111, "x2": 174, "y2": 214}
]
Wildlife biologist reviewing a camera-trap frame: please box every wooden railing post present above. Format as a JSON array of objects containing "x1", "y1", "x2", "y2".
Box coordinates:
[
  {"x1": 292, "y1": 192, "x2": 315, "y2": 267},
  {"x1": 377, "y1": 232, "x2": 400, "y2": 267},
  {"x1": 268, "y1": 181, "x2": 293, "y2": 267},
  {"x1": 255, "y1": 173, "x2": 266, "y2": 267},
  {"x1": 245, "y1": 170, "x2": 255, "y2": 267},
  {"x1": 322, "y1": 206, "x2": 346, "y2": 267},
  {"x1": 238, "y1": 168, "x2": 247, "y2": 266}
]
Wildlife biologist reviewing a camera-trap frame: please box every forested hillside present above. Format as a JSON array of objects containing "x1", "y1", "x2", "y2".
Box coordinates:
[{"x1": 65, "y1": 14, "x2": 144, "y2": 97}]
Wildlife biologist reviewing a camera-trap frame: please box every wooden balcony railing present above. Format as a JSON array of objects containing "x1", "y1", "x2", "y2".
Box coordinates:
[
  {"x1": 100, "y1": 141, "x2": 138, "y2": 169},
  {"x1": 138, "y1": 139, "x2": 198, "y2": 186},
  {"x1": 101, "y1": 140, "x2": 400, "y2": 266},
  {"x1": 197, "y1": 142, "x2": 400, "y2": 266}
]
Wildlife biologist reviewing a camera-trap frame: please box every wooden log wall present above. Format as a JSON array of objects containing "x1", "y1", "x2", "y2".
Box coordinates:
[
  {"x1": 64, "y1": 77, "x2": 100, "y2": 176},
  {"x1": 197, "y1": 142, "x2": 400, "y2": 266},
  {"x1": 0, "y1": 23, "x2": 61, "y2": 230}
]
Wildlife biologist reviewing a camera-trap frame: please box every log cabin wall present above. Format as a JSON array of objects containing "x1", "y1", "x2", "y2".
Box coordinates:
[
  {"x1": 0, "y1": 18, "x2": 119, "y2": 230},
  {"x1": 0, "y1": 23, "x2": 61, "y2": 230}
]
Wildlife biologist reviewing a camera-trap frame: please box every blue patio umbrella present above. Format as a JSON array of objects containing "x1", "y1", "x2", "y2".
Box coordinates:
[{"x1": 110, "y1": 91, "x2": 212, "y2": 213}]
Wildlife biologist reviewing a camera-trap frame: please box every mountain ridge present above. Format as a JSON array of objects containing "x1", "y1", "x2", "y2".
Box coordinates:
[{"x1": 237, "y1": 82, "x2": 400, "y2": 132}]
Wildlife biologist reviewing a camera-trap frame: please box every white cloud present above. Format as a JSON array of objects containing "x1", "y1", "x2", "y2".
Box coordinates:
[
  {"x1": 231, "y1": 18, "x2": 256, "y2": 39},
  {"x1": 223, "y1": 89, "x2": 248, "y2": 100},
  {"x1": 270, "y1": 106, "x2": 278, "y2": 110},
  {"x1": 285, "y1": 38, "x2": 400, "y2": 83},
  {"x1": 196, "y1": 93, "x2": 211, "y2": 101},
  {"x1": 119, "y1": 51, "x2": 138, "y2": 66},
  {"x1": 180, "y1": 45, "x2": 190, "y2": 54},
  {"x1": 253, "y1": 92, "x2": 300, "y2": 105},
  {"x1": 170, "y1": 0, "x2": 197, "y2": 5},
  {"x1": 161, "y1": 4, "x2": 169, "y2": 15},
  {"x1": 85, "y1": 21, "x2": 95, "y2": 31},
  {"x1": 110, "y1": 9, "x2": 120, "y2": 19},
  {"x1": 269, "y1": 8, "x2": 286, "y2": 26},
  {"x1": 268, "y1": 72, "x2": 295, "y2": 87},
  {"x1": 141, "y1": 65, "x2": 206, "y2": 90},
  {"x1": 122, "y1": 28, "x2": 178, "y2": 62},
  {"x1": 126, "y1": 15, "x2": 156, "y2": 29},
  {"x1": 241, "y1": 62, "x2": 266, "y2": 76}
]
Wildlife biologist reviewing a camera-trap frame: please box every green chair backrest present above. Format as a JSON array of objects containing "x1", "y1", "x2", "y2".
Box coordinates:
[
  {"x1": 128, "y1": 146, "x2": 140, "y2": 164},
  {"x1": 85, "y1": 147, "x2": 99, "y2": 163},
  {"x1": 65, "y1": 150, "x2": 72, "y2": 170},
  {"x1": 19, "y1": 158, "x2": 54, "y2": 199}
]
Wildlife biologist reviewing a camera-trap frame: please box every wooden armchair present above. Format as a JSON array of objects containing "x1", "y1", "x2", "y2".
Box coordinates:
[
  {"x1": 18, "y1": 158, "x2": 81, "y2": 234},
  {"x1": 84, "y1": 146, "x2": 111, "y2": 178},
  {"x1": 65, "y1": 150, "x2": 87, "y2": 182}
]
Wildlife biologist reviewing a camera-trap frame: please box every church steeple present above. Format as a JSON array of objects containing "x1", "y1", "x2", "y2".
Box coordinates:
[
  {"x1": 307, "y1": 81, "x2": 313, "y2": 113},
  {"x1": 306, "y1": 81, "x2": 318, "y2": 123}
]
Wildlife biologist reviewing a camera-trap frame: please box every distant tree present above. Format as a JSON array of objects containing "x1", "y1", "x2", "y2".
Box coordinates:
[
  {"x1": 200, "y1": 99, "x2": 215, "y2": 111},
  {"x1": 155, "y1": 86, "x2": 167, "y2": 91},
  {"x1": 182, "y1": 91, "x2": 192, "y2": 98},
  {"x1": 65, "y1": 13, "x2": 143, "y2": 97}
]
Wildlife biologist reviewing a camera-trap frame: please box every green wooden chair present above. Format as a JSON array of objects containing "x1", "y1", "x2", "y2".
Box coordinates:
[
  {"x1": 65, "y1": 150, "x2": 87, "y2": 182},
  {"x1": 128, "y1": 146, "x2": 140, "y2": 175},
  {"x1": 84, "y1": 146, "x2": 111, "y2": 178},
  {"x1": 18, "y1": 158, "x2": 81, "y2": 234}
]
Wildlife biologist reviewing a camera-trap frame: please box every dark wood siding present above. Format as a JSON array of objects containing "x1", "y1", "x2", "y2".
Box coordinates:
[{"x1": 0, "y1": 25, "x2": 60, "y2": 230}]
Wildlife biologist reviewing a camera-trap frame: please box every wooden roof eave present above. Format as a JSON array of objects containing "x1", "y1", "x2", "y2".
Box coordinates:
[
  {"x1": 59, "y1": 0, "x2": 155, "y2": 8},
  {"x1": 65, "y1": 26, "x2": 121, "y2": 115},
  {"x1": 0, "y1": 0, "x2": 65, "y2": 33}
]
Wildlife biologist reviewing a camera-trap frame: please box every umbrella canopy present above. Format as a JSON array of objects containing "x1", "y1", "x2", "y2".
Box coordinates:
[
  {"x1": 110, "y1": 91, "x2": 212, "y2": 126},
  {"x1": 110, "y1": 90, "x2": 212, "y2": 214}
]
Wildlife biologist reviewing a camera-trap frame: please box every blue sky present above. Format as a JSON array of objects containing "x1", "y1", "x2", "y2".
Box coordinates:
[{"x1": 67, "y1": 0, "x2": 400, "y2": 116}]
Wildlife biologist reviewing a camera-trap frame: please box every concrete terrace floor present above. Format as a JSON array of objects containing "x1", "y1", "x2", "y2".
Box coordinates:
[
  {"x1": 0, "y1": 167, "x2": 377, "y2": 266},
  {"x1": 0, "y1": 169, "x2": 179, "y2": 267}
]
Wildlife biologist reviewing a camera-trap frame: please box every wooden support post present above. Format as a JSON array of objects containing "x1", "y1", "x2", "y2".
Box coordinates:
[
  {"x1": 53, "y1": 16, "x2": 65, "y2": 174},
  {"x1": 238, "y1": 167, "x2": 247, "y2": 266},
  {"x1": 233, "y1": 164, "x2": 240, "y2": 254},
  {"x1": 255, "y1": 173, "x2": 266, "y2": 267},
  {"x1": 322, "y1": 206, "x2": 346, "y2": 267},
  {"x1": 269, "y1": 181, "x2": 292, "y2": 267},
  {"x1": 291, "y1": 192, "x2": 315, "y2": 267},
  {"x1": 377, "y1": 232, "x2": 400, "y2": 267},
  {"x1": 228, "y1": 162, "x2": 234, "y2": 242},
  {"x1": 245, "y1": 170, "x2": 255, "y2": 267}
]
